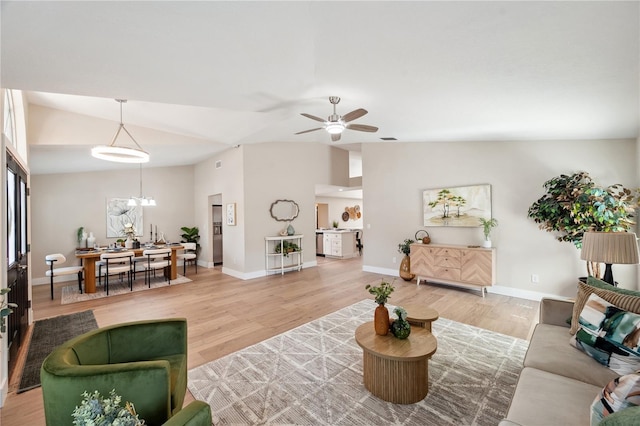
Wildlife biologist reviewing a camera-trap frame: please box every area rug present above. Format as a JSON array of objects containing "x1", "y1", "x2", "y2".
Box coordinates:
[
  {"x1": 61, "y1": 274, "x2": 192, "y2": 304},
  {"x1": 18, "y1": 310, "x2": 98, "y2": 393},
  {"x1": 188, "y1": 299, "x2": 529, "y2": 425}
]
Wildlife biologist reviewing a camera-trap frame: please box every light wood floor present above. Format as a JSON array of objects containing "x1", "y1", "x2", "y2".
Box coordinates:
[{"x1": 1, "y1": 256, "x2": 539, "y2": 425}]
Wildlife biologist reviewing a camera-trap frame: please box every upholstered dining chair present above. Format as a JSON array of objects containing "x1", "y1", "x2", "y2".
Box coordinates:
[
  {"x1": 176, "y1": 243, "x2": 197, "y2": 276},
  {"x1": 45, "y1": 253, "x2": 84, "y2": 300},
  {"x1": 98, "y1": 251, "x2": 135, "y2": 295},
  {"x1": 140, "y1": 248, "x2": 172, "y2": 287}
]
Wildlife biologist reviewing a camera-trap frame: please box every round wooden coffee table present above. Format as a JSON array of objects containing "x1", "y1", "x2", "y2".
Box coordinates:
[
  {"x1": 355, "y1": 321, "x2": 437, "y2": 404},
  {"x1": 403, "y1": 303, "x2": 439, "y2": 331}
]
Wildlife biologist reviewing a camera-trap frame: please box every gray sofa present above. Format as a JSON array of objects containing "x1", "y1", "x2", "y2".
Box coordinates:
[{"x1": 501, "y1": 298, "x2": 639, "y2": 426}]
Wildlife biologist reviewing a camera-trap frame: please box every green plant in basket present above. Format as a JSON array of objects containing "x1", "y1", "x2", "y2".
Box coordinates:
[{"x1": 365, "y1": 280, "x2": 395, "y2": 305}]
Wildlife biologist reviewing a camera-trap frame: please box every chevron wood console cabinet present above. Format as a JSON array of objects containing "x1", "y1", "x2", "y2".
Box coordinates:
[{"x1": 409, "y1": 243, "x2": 496, "y2": 297}]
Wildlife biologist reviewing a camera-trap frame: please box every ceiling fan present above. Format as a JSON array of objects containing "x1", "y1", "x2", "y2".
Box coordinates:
[{"x1": 295, "y1": 96, "x2": 378, "y2": 142}]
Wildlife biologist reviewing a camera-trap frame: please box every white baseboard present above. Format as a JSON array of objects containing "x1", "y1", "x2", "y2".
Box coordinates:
[{"x1": 362, "y1": 265, "x2": 564, "y2": 301}]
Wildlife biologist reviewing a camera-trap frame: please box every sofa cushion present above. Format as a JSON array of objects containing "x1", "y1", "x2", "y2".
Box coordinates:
[
  {"x1": 591, "y1": 371, "x2": 640, "y2": 425},
  {"x1": 524, "y1": 323, "x2": 617, "y2": 387},
  {"x1": 506, "y1": 367, "x2": 602, "y2": 426},
  {"x1": 571, "y1": 293, "x2": 640, "y2": 376},
  {"x1": 570, "y1": 278, "x2": 640, "y2": 335}
]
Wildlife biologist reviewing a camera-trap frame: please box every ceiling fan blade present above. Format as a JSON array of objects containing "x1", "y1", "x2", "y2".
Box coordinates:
[
  {"x1": 342, "y1": 108, "x2": 368, "y2": 123},
  {"x1": 331, "y1": 133, "x2": 341, "y2": 142},
  {"x1": 301, "y1": 113, "x2": 326, "y2": 123},
  {"x1": 346, "y1": 123, "x2": 378, "y2": 132},
  {"x1": 295, "y1": 127, "x2": 323, "y2": 135}
]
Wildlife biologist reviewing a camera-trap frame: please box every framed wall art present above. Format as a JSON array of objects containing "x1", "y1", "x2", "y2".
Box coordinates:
[
  {"x1": 226, "y1": 203, "x2": 236, "y2": 226},
  {"x1": 106, "y1": 198, "x2": 143, "y2": 237},
  {"x1": 422, "y1": 184, "x2": 492, "y2": 227}
]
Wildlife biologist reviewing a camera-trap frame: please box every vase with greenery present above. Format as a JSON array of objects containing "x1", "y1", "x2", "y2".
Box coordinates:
[
  {"x1": 397, "y1": 238, "x2": 416, "y2": 281},
  {"x1": 479, "y1": 218, "x2": 498, "y2": 248},
  {"x1": 390, "y1": 306, "x2": 411, "y2": 339},
  {"x1": 77, "y1": 227, "x2": 87, "y2": 248},
  {"x1": 365, "y1": 280, "x2": 395, "y2": 335},
  {"x1": 71, "y1": 389, "x2": 145, "y2": 426},
  {"x1": 527, "y1": 171, "x2": 637, "y2": 278}
]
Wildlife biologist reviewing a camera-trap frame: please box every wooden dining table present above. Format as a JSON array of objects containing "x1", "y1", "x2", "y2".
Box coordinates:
[{"x1": 75, "y1": 244, "x2": 184, "y2": 293}]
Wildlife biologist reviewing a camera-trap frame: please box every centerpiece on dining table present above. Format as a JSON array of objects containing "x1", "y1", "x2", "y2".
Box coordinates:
[{"x1": 123, "y1": 223, "x2": 138, "y2": 249}]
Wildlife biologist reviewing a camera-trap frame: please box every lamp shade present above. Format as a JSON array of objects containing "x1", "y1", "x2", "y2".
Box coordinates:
[{"x1": 580, "y1": 232, "x2": 639, "y2": 265}]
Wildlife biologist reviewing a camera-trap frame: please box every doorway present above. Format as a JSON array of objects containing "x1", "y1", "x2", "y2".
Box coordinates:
[
  {"x1": 6, "y1": 151, "x2": 29, "y2": 376},
  {"x1": 212, "y1": 204, "x2": 223, "y2": 265}
]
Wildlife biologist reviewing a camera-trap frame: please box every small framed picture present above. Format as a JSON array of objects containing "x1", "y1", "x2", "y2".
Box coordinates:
[{"x1": 226, "y1": 203, "x2": 236, "y2": 226}]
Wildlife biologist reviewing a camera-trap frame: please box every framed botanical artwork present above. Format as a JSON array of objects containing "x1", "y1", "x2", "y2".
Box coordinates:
[
  {"x1": 423, "y1": 184, "x2": 492, "y2": 227},
  {"x1": 106, "y1": 198, "x2": 143, "y2": 237},
  {"x1": 226, "y1": 203, "x2": 236, "y2": 226}
]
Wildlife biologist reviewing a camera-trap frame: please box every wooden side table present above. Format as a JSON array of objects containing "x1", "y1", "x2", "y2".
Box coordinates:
[
  {"x1": 355, "y1": 321, "x2": 437, "y2": 404},
  {"x1": 403, "y1": 303, "x2": 439, "y2": 331}
]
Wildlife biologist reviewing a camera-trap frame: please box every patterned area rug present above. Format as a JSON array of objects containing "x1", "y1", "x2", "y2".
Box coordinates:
[
  {"x1": 188, "y1": 299, "x2": 528, "y2": 425},
  {"x1": 61, "y1": 274, "x2": 192, "y2": 304}
]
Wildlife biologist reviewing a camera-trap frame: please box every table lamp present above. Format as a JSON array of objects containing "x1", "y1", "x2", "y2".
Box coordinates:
[{"x1": 580, "y1": 231, "x2": 639, "y2": 286}]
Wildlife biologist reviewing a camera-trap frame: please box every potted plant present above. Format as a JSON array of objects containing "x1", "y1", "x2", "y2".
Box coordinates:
[
  {"x1": 397, "y1": 238, "x2": 415, "y2": 281},
  {"x1": 365, "y1": 280, "x2": 395, "y2": 335},
  {"x1": 180, "y1": 226, "x2": 200, "y2": 249},
  {"x1": 0, "y1": 288, "x2": 17, "y2": 338},
  {"x1": 479, "y1": 218, "x2": 498, "y2": 248},
  {"x1": 71, "y1": 389, "x2": 144, "y2": 426},
  {"x1": 390, "y1": 306, "x2": 411, "y2": 339},
  {"x1": 77, "y1": 227, "x2": 87, "y2": 248},
  {"x1": 527, "y1": 171, "x2": 636, "y2": 278}
]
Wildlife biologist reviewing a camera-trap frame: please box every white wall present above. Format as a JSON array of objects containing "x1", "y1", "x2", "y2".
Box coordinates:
[
  {"x1": 30, "y1": 165, "x2": 194, "y2": 281},
  {"x1": 362, "y1": 139, "x2": 638, "y2": 299}
]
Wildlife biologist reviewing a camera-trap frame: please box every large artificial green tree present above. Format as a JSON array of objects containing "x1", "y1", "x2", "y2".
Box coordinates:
[{"x1": 527, "y1": 171, "x2": 637, "y2": 277}]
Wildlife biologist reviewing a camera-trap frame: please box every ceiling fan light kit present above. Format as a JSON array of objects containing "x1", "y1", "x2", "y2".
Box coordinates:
[
  {"x1": 296, "y1": 96, "x2": 379, "y2": 141},
  {"x1": 91, "y1": 99, "x2": 150, "y2": 163}
]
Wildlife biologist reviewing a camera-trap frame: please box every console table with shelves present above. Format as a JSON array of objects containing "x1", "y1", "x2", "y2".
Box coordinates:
[
  {"x1": 409, "y1": 243, "x2": 496, "y2": 297},
  {"x1": 265, "y1": 234, "x2": 304, "y2": 275}
]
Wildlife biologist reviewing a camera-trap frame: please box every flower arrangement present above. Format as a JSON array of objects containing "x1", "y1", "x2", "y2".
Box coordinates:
[
  {"x1": 122, "y1": 223, "x2": 136, "y2": 239},
  {"x1": 397, "y1": 238, "x2": 415, "y2": 256},
  {"x1": 72, "y1": 389, "x2": 145, "y2": 426},
  {"x1": 365, "y1": 280, "x2": 395, "y2": 305}
]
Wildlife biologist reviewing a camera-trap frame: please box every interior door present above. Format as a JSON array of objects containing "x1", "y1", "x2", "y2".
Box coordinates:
[{"x1": 6, "y1": 152, "x2": 29, "y2": 374}]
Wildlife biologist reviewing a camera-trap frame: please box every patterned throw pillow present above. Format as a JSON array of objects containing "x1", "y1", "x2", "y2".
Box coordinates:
[
  {"x1": 571, "y1": 293, "x2": 640, "y2": 375},
  {"x1": 570, "y1": 277, "x2": 640, "y2": 335},
  {"x1": 591, "y1": 371, "x2": 640, "y2": 425}
]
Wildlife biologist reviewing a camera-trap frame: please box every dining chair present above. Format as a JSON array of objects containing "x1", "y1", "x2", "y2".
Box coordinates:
[
  {"x1": 45, "y1": 253, "x2": 84, "y2": 300},
  {"x1": 99, "y1": 251, "x2": 135, "y2": 295},
  {"x1": 140, "y1": 248, "x2": 172, "y2": 287},
  {"x1": 176, "y1": 243, "x2": 197, "y2": 276},
  {"x1": 356, "y1": 231, "x2": 363, "y2": 256}
]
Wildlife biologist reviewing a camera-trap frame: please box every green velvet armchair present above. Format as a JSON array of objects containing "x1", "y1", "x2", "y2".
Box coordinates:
[{"x1": 41, "y1": 318, "x2": 212, "y2": 426}]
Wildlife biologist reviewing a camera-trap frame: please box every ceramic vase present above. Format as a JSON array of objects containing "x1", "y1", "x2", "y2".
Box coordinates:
[
  {"x1": 399, "y1": 255, "x2": 415, "y2": 281},
  {"x1": 374, "y1": 304, "x2": 390, "y2": 336},
  {"x1": 125, "y1": 236, "x2": 134, "y2": 249},
  {"x1": 87, "y1": 232, "x2": 96, "y2": 249},
  {"x1": 287, "y1": 224, "x2": 295, "y2": 235},
  {"x1": 390, "y1": 319, "x2": 411, "y2": 339}
]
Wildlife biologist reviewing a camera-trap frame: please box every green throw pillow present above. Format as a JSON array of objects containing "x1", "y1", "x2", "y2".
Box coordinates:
[
  {"x1": 570, "y1": 277, "x2": 640, "y2": 335},
  {"x1": 591, "y1": 371, "x2": 640, "y2": 425}
]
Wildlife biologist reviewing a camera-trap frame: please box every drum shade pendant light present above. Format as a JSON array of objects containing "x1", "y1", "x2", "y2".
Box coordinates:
[
  {"x1": 128, "y1": 164, "x2": 156, "y2": 207},
  {"x1": 91, "y1": 99, "x2": 149, "y2": 163}
]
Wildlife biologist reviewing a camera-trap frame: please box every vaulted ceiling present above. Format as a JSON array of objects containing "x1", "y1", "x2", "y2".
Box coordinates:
[{"x1": 2, "y1": 1, "x2": 638, "y2": 175}]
